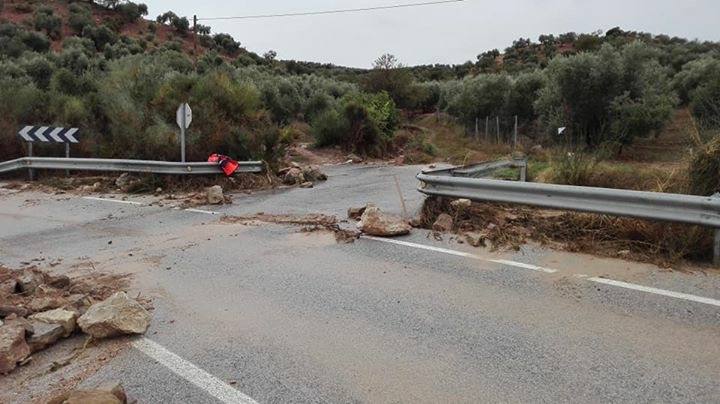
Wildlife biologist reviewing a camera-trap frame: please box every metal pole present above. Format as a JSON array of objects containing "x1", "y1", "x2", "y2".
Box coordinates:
[
  {"x1": 513, "y1": 115, "x2": 518, "y2": 150},
  {"x1": 27, "y1": 142, "x2": 34, "y2": 181},
  {"x1": 193, "y1": 15, "x2": 198, "y2": 69},
  {"x1": 180, "y1": 104, "x2": 186, "y2": 163},
  {"x1": 65, "y1": 143, "x2": 70, "y2": 177}
]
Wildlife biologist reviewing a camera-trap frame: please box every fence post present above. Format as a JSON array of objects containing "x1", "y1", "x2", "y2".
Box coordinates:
[
  {"x1": 485, "y1": 116, "x2": 489, "y2": 141},
  {"x1": 474, "y1": 117, "x2": 479, "y2": 140},
  {"x1": 513, "y1": 115, "x2": 518, "y2": 149},
  {"x1": 496, "y1": 116, "x2": 500, "y2": 143}
]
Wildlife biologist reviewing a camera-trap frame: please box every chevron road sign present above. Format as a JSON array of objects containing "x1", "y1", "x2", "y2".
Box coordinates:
[{"x1": 17, "y1": 126, "x2": 79, "y2": 143}]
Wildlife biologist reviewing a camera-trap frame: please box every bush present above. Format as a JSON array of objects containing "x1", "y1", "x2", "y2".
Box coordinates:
[
  {"x1": 536, "y1": 42, "x2": 676, "y2": 147},
  {"x1": 311, "y1": 91, "x2": 398, "y2": 155},
  {"x1": 22, "y1": 55, "x2": 54, "y2": 89},
  {"x1": 83, "y1": 24, "x2": 118, "y2": 51},
  {"x1": 68, "y1": 3, "x2": 94, "y2": 34},
  {"x1": 312, "y1": 108, "x2": 349, "y2": 148},
  {"x1": 115, "y1": 2, "x2": 148, "y2": 24},
  {"x1": 34, "y1": 6, "x2": 62, "y2": 40},
  {"x1": 688, "y1": 136, "x2": 720, "y2": 196},
  {"x1": 213, "y1": 33, "x2": 240, "y2": 54},
  {"x1": 547, "y1": 150, "x2": 599, "y2": 185}
]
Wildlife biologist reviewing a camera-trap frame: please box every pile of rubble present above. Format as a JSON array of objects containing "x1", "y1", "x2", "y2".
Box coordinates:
[
  {"x1": 278, "y1": 163, "x2": 328, "y2": 189},
  {"x1": 0, "y1": 266, "x2": 151, "y2": 375}
]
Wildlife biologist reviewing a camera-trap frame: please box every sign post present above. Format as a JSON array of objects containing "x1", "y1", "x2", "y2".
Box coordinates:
[
  {"x1": 17, "y1": 125, "x2": 79, "y2": 181},
  {"x1": 176, "y1": 103, "x2": 192, "y2": 163}
]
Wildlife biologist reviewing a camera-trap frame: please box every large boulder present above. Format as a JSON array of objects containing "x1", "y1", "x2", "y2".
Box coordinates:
[
  {"x1": 28, "y1": 296, "x2": 68, "y2": 312},
  {"x1": 0, "y1": 279, "x2": 19, "y2": 296},
  {"x1": 357, "y1": 205, "x2": 411, "y2": 237},
  {"x1": 302, "y1": 166, "x2": 327, "y2": 182},
  {"x1": 0, "y1": 323, "x2": 31, "y2": 374},
  {"x1": 348, "y1": 206, "x2": 367, "y2": 221},
  {"x1": 0, "y1": 305, "x2": 29, "y2": 318},
  {"x1": 30, "y1": 308, "x2": 77, "y2": 337},
  {"x1": 27, "y1": 320, "x2": 65, "y2": 353},
  {"x1": 450, "y1": 198, "x2": 472, "y2": 209},
  {"x1": 432, "y1": 213, "x2": 454, "y2": 232},
  {"x1": 77, "y1": 292, "x2": 151, "y2": 339},
  {"x1": 282, "y1": 167, "x2": 305, "y2": 185},
  {"x1": 17, "y1": 271, "x2": 43, "y2": 294},
  {"x1": 206, "y1": 185, "x2": 224, "y2": 205}
]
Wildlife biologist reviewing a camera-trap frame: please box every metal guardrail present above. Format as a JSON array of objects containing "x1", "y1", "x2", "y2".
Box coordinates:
[
  {"x1": 424, "y1": 158, "x2": 528, "y2": 181},
  {"x1": 0, "y1": 157, "x2": 264, "y2": 175},
  {"x1": 417, "y1": 163, "x2": 720, "y2": 265}
]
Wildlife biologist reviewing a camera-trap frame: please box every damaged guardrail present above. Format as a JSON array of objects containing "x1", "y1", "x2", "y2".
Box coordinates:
[
  {"x1": 417, "y1": 164, "x2": 720, "y2": 265},
  {"x1": 423, "y1": 157, "x2": 528, "y2": 181},
  {"x1": 0, "y1": 157, "x2": 264, "y2": 175}
]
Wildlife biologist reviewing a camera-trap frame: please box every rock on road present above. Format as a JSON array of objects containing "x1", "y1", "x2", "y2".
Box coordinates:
[{"x1": 1, "y1": 164, "x2": 720, "y2": 403}]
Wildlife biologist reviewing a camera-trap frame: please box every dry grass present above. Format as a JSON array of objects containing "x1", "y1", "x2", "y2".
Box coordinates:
[{"x1": 400, "y1": 114, "x2": 512, "y2": 165}]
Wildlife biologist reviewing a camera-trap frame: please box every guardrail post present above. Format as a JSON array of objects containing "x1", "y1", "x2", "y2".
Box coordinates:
[{"x1": 714, "y1": 229, "x2": 720, "y2": 267}]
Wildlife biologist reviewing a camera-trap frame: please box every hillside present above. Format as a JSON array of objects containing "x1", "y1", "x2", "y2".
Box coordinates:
[{"x1": 0, "y1": 0, "x2": 719, "y2": 198}]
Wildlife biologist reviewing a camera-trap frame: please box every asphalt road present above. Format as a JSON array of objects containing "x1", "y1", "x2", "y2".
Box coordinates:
[{"x1": 2, "y1": 164, "x2": 720, "y2": 403}]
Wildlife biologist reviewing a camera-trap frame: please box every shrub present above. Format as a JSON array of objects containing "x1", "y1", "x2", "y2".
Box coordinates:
[
  {"x1": 536, "y1": 42, "x2": 676, "y2": 147},
  {"x1": 21, "y1": 31, "x2": 51, "y2": 53},
  {"x1": 83, "y1": 24, "x2": 118, "y2": 51},
  {"x1": 68, "y1": 3, "x2": 94, "y2": 34},
  {"x1": 213, "y1": 33, "x2": 240, "y2": 54},
  {"x1": 688, "y1": 136, "x2": 720, "y2": 196},
  {"x1": 34, "y1": 6, "x2": 62, "y2": 40},
  {"x1": 311, "y1": 91, "x2": 398, "y2": 155},
  {"x1": 115, "y1": 2, "x2": 148, "y2": 24},
  {"x1": 312, "y1": 108, "x2": 349, "y2": 148},
  {"x1": 22, "y1": 55, "x2": 54, "y2": 89},
  {"x1": 547, "y1": 150, "x2": 599, "y2": 185}
]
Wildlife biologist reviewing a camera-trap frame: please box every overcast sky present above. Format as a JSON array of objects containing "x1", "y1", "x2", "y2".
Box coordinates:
[{"x1": 146, "y1": 0, "x2": 720, "y2": 68}]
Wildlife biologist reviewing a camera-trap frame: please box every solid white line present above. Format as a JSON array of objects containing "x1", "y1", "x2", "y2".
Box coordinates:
[
  {"x1": 133, "y1": 338, "x2": 257, "y2": 404},
  {"x1": 83, "y1": 196, "x2": 144, "y2": 206},
  {"x1": 588, "y1": 277, "x2": 720, "y2": 308},
  {"x1": 185, "y1": 208, "x2": 220, "y2": 215},
  {"x1": 361, "y1": 236, "x2": 557, "y2": 273}
]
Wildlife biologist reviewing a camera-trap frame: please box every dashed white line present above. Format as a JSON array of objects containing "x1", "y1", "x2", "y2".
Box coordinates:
[
  {"x1": 84, "y1": 196, "x2": 220, "y2": 215},
  {"x1": 133, "y1": 338, "x2": 257, "y2": 404},
  {"x1": 361, "y1": 236, "x2": 556, "y2": 273},
  {"x1": 83, "y1": 196, "x2": 144, "y2": 205},
  {"x1": 184, "y1": 208, "x2": 221, "y2": 215},
  {"x1": 588, "y1": 277, "x2": 720, "y2": 308},
  {"x1": 362, "y1": 236, "x2": 720, "y2": 308}
]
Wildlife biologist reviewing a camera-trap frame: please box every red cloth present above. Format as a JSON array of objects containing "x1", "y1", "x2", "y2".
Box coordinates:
[{"x1": 208, "y1": 154, "x2": 239, "y2": 176}]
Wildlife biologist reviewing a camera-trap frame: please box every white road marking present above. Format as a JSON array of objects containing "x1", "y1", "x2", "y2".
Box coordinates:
[
  {"x1": 83, "y1": 196, "x2": 144, "y2": 206},
  {"x1": 133, "y1": 338, "x2": 257, "y2": 404},
  {"x1": 83, "y1": 196, "x2": 223, "y2": 216},
  {"x1": 363, "y1": 236, "x2": 720, "y2": 308},
  {"x1": 589, "y1": 277, "x2": 720, "y2": 308},
  {"x1": 488, "y1": 259, "x2": 557, "y2": 274},
  {"x1": 184, "y1": 208, "x2": 220, "y2": 215},
  {"x1": 361, "y1": 236, "x2": 556, "y2": 273}
]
